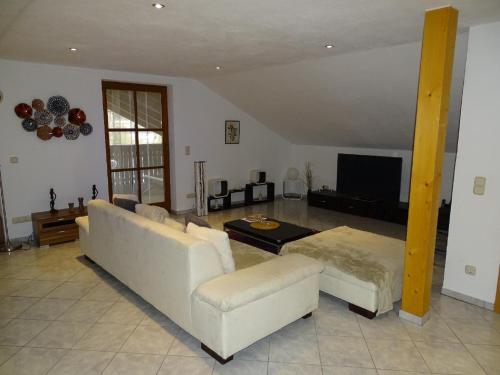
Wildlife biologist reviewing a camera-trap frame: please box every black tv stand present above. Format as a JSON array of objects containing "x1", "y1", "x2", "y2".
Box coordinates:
[{"x1": 308, "y1": 190, "x2": 450, "y2": 230}]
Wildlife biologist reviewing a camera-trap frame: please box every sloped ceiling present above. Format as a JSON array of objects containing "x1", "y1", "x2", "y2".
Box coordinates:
[{"x1": 202, "y1": 34, "x2": 469, "y2": 152}]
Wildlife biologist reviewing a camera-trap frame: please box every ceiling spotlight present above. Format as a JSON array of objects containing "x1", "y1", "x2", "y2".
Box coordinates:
[
  {"x1": 325, "y1": 44, "x2": 334, "y2": 49},
  {"x1": 215, "y1": 66, "x2": 221, "y2": 70},
  {"x1": 153, "y1": 3, "x2": 165, "y2": 9},
  {"x1": 69, "y1": 47, "x2": 78, "y2": 52}
]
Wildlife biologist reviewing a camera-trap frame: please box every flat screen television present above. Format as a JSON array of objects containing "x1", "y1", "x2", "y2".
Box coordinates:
[{"x1": 336, "y1": 154, "x2": 402, "y2": 203}]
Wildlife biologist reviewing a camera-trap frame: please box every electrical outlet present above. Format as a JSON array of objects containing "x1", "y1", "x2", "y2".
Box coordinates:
[
  {"x1": 465, "y1": 265, "x2": 477, "y2": 276},
  {"x1": 186, "y1": 192, "x2": 196, "y2": 199},
  {"x1": 185, "y1": 145, "x2": 191, "y2": 156},
  {"x1": 12, "y1": 215, "x2": 31, "y2": 224}
]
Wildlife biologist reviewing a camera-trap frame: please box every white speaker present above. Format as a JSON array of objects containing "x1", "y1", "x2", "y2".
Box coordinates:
[
  {"x1": 250, "y1": 170, "x2": 266, "y2": 184},
  {"x1": 208, "y1": 179, "x2": 228, "y2": 198}
]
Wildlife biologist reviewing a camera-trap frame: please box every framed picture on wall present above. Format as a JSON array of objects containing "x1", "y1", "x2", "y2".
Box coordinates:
[{"x1": 225, "y1": 120, "x2": 240, "y2": 144}]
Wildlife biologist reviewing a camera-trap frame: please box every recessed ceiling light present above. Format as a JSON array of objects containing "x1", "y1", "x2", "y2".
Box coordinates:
[
  {"x1": 69, "y1": 47, "x2": 78, "y2": 52},
  {"x1": 153, "y1": 3, "x2": 165, "y2": 9},
  {"x1": 215, "y1": 66, "x2": 222, "y2": 70},
  {"x1": 325, "y1": 44, "x2": 334, "y2": 49}
]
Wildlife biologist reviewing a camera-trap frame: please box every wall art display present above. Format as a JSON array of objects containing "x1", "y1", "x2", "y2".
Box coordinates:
[
  {"x1": 37, "y1": 125, "x2": 52, "y2": 141},
  {"x1": 63, "y1": 124, "x2": 80, "y2": 140},
  {"x1": 47, "y1": 95, "x2": 70, "y2": 116},
  {"x1": 54, "y1": 116, "x2": 66, "y2": 127},
  {"x1": 32, "y1": 99, "x2": 44, "y2": 111},
  {"x1": 68, "y1": 108, "x2": 86, "y2": 124},
  {"x1": 225, "y1": 120, "x2": 240, "y2": 144},
  {"x1": 52, "y1": 126, "x2": 63, "y2": 138},
  {"x1": 80, "y1": 122, "x2": 93, "y2": 135},
  {"x1": 21, "y1": 118, "x2": 38, "y2": 132},
  {"x1": 14, "y1": 96, "x2": 93, "y2": 141},
  {"x1": 194, "y1": 161, "x2": 208, "y2": 216},
  {"x1": 14, "y1": 103, "x2": 32, "y2": 118},
  {"x1": 34, "y1": 109, "x2": 53, "y2": 126}
]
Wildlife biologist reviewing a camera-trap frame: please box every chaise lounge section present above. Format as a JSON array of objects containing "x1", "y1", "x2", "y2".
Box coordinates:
[{"x1": 282, "y1": 226, "x2": 405, "y2": 317}]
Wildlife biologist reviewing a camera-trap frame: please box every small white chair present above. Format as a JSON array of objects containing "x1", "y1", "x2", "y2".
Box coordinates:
[{"x1": 282, "y1": 167, "x2": 305, "y2": 200}]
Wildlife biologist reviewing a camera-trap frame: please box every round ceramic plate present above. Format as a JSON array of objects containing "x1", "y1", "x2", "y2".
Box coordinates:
[
  {"x1": 34, "y1": 109, "x2": 53, "y2": 126},
  {"x1": 21, "y1": 118, "x2": 38, "y2": 132},
  {"x1": 63, "y1": 124, "x2": 80, "y2": 140},
  {"x1": 47, "y1": 96, "x2": 70, "y2": 116},
  {"x1": 80, "y1": 122, "x2": 93, "y2": 136}
]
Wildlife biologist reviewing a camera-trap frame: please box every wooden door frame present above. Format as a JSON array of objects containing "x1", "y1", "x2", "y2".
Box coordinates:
[{"x1": 101, "y1": 80, "x2": 171, "y2": 210}]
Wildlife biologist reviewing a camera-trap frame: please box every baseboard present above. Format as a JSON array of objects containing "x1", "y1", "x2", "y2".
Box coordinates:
[
  {"x1": 170, "y1": 208, "x2": 195, "y2": 215},
  {"x1": 399, "y1": 309, "x2": 431, "y2": 325},
  {"x1": 441, "y1": 288, "x2": 495, "y2": 311}
]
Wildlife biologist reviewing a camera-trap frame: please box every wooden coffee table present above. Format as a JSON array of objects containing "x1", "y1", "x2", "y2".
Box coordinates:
[{"x1": 223, "y1": 218, "x2": 316, "y2": 254}]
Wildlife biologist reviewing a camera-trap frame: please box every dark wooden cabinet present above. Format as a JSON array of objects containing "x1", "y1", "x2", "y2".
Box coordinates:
[
  {"x1": 32, "y1": 207, "x2": 87, "y2": 246},
  {"x1": 308, "y1": 190, "x2": 450, "y2": 230}
]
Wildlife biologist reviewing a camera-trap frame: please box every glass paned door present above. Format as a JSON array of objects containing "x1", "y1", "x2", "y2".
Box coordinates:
[{"x1": 102, "y1": 82, "x2": 170, "y2": 209}]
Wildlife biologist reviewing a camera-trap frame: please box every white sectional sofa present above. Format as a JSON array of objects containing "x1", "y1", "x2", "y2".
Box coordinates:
[{"x1": 76, "y1": 200, "x2": 322, "y2": 363}]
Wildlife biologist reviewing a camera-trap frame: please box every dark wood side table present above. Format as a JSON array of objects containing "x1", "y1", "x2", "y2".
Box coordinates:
[{"x1": 31, "y1": 207, "x2": 87, "y2": 246}]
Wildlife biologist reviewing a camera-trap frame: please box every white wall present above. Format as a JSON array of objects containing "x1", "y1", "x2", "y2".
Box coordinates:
[
  {"x1": 0, "y1": 59, "x2": 290, "y2": 238},
  {"x1": 443, "y1": 22, "x2": 500, "y2": 305},
  {"x1": 290, "y1": 144, "x2": 456, "y2": 203}
]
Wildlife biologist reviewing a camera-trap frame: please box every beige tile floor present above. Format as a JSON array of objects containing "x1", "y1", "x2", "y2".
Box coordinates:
[{"x1": 0, "y1": 200, "x2": 498, "y2": 375}]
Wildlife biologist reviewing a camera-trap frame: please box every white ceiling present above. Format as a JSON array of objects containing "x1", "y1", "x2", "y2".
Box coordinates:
[
  {"x1": 1, "y1": 0, "x2": 500, "y2": 77},
  {"x1": 1, "y1": 0, "x2": 499, "y2": 151},
  {"x1": 202, "y1": 34, "x2": 469, "y2": 152}
]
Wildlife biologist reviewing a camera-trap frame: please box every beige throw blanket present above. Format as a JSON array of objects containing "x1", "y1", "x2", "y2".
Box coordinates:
[{"x1": 281, "y1": 226, "x2": 405, "y2": 314}]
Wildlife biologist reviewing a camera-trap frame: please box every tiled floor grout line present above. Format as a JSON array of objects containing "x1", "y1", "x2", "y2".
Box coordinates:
[
  {"x1": 444, "y1": 315, "x2": 491, "y2": 375},
  {"x1": 311, "y1": 314, "x2": 326, "y2": 374},
  {"x1": 357, "y1": 314, "x2": 377, "y2": 372},
  {"x1": 28, "y1": 269, "x2": 123, "y2": 375}
]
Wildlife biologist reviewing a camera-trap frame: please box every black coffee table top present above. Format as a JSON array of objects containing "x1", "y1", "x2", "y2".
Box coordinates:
[{"x1": 223, "y1": 218, "x2": 315, "y2": 245}]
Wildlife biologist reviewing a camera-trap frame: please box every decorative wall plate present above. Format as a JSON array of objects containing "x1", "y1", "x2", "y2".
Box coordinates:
[
  {"x1": 80, "y1": 122, "x2": 93, "y2": 136},
  {"x1": 34, "y1": 109, "x2": 53, "y2": 126},
  {"x1": 37, "y1": 125, "x2": 52, "y2": 141},
  {"x1": 52, "y1": 126, "x2": 63, "y2": 138},
  {"x1": 63, "y1": 124, "x2": 80, "y2": 140},
  {"x1": 47, "y1": 96, "x2": 70, "y2": 116},
  {"x1": 21, "y1": 118, "x2": 38, "y2": 132},
  {"x1": 54, "y1": 116, "x2": 66, "y2": 127},
  {"x1": 32, "y1": 99, "x2": 44, "y2": 111},
  {"x1": 15, "y1": 103, "x2": 33, "y2": 118},
  {"x1": 68, "y1": 108, "x2": 86, "y2": 124}
]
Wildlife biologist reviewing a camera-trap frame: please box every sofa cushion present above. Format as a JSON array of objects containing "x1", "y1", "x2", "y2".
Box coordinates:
[
  {"x1": 186, "y1": 223, "x2": 235, "y2": 273},
  {"x1": 184, "y1": 213, "x2": 211, "y2": 228},
  {"x1": 164, "y1": 217, "x2": 186, "y2": 232},
  {"x1": 136, "y1": 204, "x2": 169, "y2": 223},
  {"x1": 112, "y1": 194, "x2": 139, "y2": 203},
  {"x1": 113, "y1": 198, "x2": 137, "y2": 212}
]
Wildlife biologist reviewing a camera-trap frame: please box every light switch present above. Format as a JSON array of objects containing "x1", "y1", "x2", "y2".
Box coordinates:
[
  {"x1": 473, "y1": 176, "x2": 486, "y2": 195},
  {"x1": 185, "y1": 145, "x2": 191, "y2": 156},
  {"x1": 9, "y1": 156, "x2": 18, "y2": 164}
]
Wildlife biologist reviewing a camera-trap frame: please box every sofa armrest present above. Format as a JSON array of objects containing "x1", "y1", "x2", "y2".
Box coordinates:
[
  {"x1": 193, "y1": 254, "x2": 323, "y2": 312},
  {"x1": 75, "y1": 216, "x2": 89, "y2": 235}
]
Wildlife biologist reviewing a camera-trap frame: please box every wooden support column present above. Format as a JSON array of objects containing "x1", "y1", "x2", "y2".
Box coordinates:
[{"x1": 400, "y1": 6, "x2": 458, "y2": 324}]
